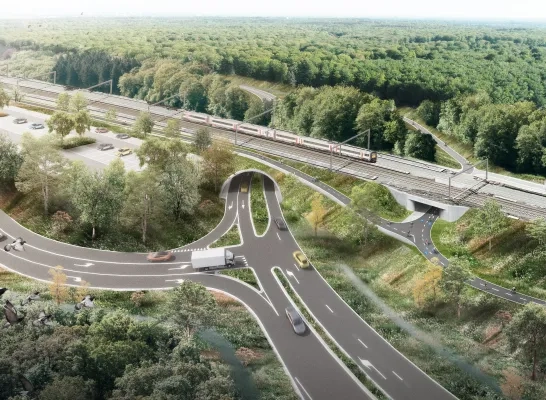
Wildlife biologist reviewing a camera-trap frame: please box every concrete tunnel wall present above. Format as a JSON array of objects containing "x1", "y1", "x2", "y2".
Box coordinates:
[
  {"x1": 220, "y1": 169, "x2": 283, "y2": 203},
  {"x1": 386, "y1": 186, "x2": 469, "y2": 222}
]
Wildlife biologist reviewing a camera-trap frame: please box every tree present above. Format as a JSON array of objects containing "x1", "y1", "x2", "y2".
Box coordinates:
[
  {"x1": 202, "y1": 140, "x2": 236, "y2": 191},
  {"x1": 440, "y1": 257, "x2": 472, "y2": 318},
  {"x1": 16, "y1": 133, "x2": 66, "y2": 214},
  {"x1": 66, "y1": 159, "x2": 126, "y2": 239},
  {"x1": 244, "y1": 98, "x2": 271, "y2": 126},
  {"x1": 0, "y1": 84, "x2": 10, "y2": 109},
  {"x1": 11, "y1": 85, "x2": 25, "y2": 103},
  {"x1": 133, "y1": 111, "x2": 154, "y2": 137},
  {"x1": 308, "y1": 195, "x2": 328, "y2": 236},
  {"x1": 194, "y1": 127, "x2": 212, "y2": 153},
  {"x1": 39, "y1": 376, "x2": 94, "y2": 400},
  {"x1": 70, "y1": 92, "x2": 88, "y2": 112},
  {"x1": 56, "y1": 93, "x2": 71, "y2": 111},
  {"x1": 135, "y1": 137, "x2": 188, "y2": 171},
  {"x1": 404, "y1": 132, "x2": 437, "y2": 161},
  {"x1": 527, "y1": 218, "x2": 546, "y2": 247},
  {"x1": 160, "y1": 160, "x2": 201, "y2": 221},
  {"x1": 0, "y1": 133, "x2": 23, "y2": 185},
  {"x1": 505, "y1": 303, "x2": 546, "y2": 380},
  {"x1": 164, "y1": 118, "x2": 181, "y2": 138},
  {"x1": 416, "y1": 100, "x2": 441, "y2": 126},
  {"x1": 47, "y1": 111, "x2": 74, "y2": 146},
  {"x1": 73, "y1": 110, "x2": 91, "y2": 136},
  {"x1": 49, "y1": 266, "x2": 69, "y2": 305},
  {"x1": 472, "y1": 199, "x2": 509, "y2": 251},
  {"x1": 105, "y1": 108, "x2": 117, "y2": 123},
  {"x1": 164, "y1": 281, "x2": 218, "y2": 338},
  {"x1": 123, "y1": 170, "x2": 161, "y2": 244}
]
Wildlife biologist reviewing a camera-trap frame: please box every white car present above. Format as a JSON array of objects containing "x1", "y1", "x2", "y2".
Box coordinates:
[{"x1": 29, "y1": 123, "x2": 45, "y2": 130}]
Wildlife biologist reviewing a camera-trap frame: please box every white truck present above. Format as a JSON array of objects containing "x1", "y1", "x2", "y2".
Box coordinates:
[{"x1": 191, "y1": 248, "x2": 235, "y2": 271}]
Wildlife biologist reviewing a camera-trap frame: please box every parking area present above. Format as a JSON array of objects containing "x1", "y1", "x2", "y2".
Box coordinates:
[{"x1": 65, "y1": 144, "x2": 142, "y2": 171}]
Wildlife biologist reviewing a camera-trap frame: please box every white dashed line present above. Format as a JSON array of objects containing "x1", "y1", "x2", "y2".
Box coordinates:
[
  {"x1": 392, "y1": 371, "x2": 403, "y2": 381},
  {"x1": 277, "y1": 232, "x2": 281, "y2": 240},
  {"x1": 293, "y1": 263, "x2": 300, "y2": 271},
  {"x1": 325, "y1": 304, "x2": 334, "y2": 313},
  {"x1": 506, "y1": 292, "x2": 513, "y2": 296},
  {"x1": 492, "y1": 288, "x2": 499, "y2": 292},
  {"x1": 357, "y1": 338, "x2": 368, "y2": 349}
]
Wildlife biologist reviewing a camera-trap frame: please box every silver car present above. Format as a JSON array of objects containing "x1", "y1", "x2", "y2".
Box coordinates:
[
  {"x1": 97, "y1": 143, "x2": 114, "y2": 151},
  {"x1": 13, "y1": 118, "x2": 27, "y2": 124},
  {"x1": 29, "y1": 123, "x2": 45, "y2": 130},
  {"x1": 285, "y1": 306, "x2": 306, "y2": 335}
]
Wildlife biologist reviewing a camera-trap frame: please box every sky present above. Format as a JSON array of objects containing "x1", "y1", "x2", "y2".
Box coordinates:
[{"x1": 1, "y1": 0, "x2": 546, "y2": 21}]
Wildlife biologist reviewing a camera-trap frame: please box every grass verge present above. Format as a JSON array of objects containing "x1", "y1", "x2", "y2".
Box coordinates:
[
  {"x1": 210, "y1": 225, "x2": 241, "y2": 248},
  {"x1": 250, "y1": 173, "x2": 268, "y2": 235},
  {"x1": 219, "y1": 268, "x2": 260, "y2": 291},
  {"x1": 61, "y1": 136, "x2": 96, "y2": 149},
  {"x1": 274, "y1": 268, "x2": 387, "y2": 399}
]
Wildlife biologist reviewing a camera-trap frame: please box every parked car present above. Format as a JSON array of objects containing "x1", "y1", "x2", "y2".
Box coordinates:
[
  {"x1": 97, "y1": 143, "x2": 114, "y2": 151},
  {"x1": 285, "y1": 306, "x2": 306, "y2": 335},
  {"x1": 13, "y1": 118, "x2": 27, "y2": 124},
  {"x1": 116, "y1": 148, "x2": 132, "y2": 157},
  {"x1": 116, "y1": 133, "x2": 130, "y2": 139},
  {"x1": 292, "y1": 251, "x2": 310, "y2": 269},
  {"x1": 147, "y1": 251, "x2": 173, "y2": 262},
  {"x1": 29, "y1": 123, "x2": 44, "y2": 130},
  {"x1": 274, "y1": 218, "x2": 287, "y2": 230},
  {"x1": 95, "y1": 127, "x2": 109, "y2": 133}
]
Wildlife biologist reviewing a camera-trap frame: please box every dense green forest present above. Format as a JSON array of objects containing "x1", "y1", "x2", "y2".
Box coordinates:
[{"x1": 2, "y1": 18, "x2": 546, "y2": 171}]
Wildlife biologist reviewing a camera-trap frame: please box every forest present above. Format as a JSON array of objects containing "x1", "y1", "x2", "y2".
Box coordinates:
[{"x1": 2, "y1": 18, "x2": 546, "y2": 170}]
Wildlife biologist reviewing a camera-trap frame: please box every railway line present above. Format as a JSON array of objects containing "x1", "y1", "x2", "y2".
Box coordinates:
[{"x1": 4, "y1": 77, "x2": 546, "y2": 221}]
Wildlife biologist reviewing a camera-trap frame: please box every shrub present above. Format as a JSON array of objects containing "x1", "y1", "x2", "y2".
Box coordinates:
[{"x1": 61, "y1": 136, "x2": 96, "y2": 149}]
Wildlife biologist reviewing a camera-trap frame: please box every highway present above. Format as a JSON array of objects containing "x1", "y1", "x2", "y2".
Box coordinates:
[{"x1": 3, "y1": 75, "x2": 546, "y2": 221}]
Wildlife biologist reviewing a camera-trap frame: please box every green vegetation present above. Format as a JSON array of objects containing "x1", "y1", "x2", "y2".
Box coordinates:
[
  {"x1": 211, "y1": 225, "x2": 241, "y2": 248},
  {"x1": 250, "y1": 173, "x2": 268, "y2": 235},
  {"x1": 273, "y1": 269, "x2": 387, "y2": 399},
  {"x1": 219, "y1": 268, "x2": 260, "y2": 291},
  {"x1": 60, "y1": 136, "x2": 96, "y2": 149},
  {"x1": 350, "y1": 182, "x2": 411, "y2": 222},
  {"x1": 0, "y1": 269, "x2": 297, "y2": 399}
]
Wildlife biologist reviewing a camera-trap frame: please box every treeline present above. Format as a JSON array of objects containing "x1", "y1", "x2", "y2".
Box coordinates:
[
  {"x1": 54, "y1": 50, "x2": 140, "y2": 94},
  {"x1": 1, "y1": 18, "x2": 546, "y2": 106},
  {"x1": 423, "y1": 93, "x2": 546, "y2": 173},
  {"x1": 275, "y1": 86, "x2": 436, "y2": 160},
  {"x1": 119, "y1": 60, "x2": 271, "y2": 124}
]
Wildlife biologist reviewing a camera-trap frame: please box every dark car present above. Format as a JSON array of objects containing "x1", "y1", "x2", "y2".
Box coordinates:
[
  {"x1": 97, "y1": 143, "x2": 114, "y2": 151},
  {"x1": 13, "y1": 118, "x2": 27, "y2": 124},
  {"x1": 274, "y1": 218, "x2": 287, "y2": 230},
  {"x1": 116, "y1": 133, "x2": 130, "y2": 139},
  {"x1": 29, "y1": 123, "x2": 45, "y2": 130},
  {"x1": 147, "y1": 251, "x2": 173, "y2": 262},
  {"x1": 285, "y1": 306, "x2": 306, "y2": 335}
]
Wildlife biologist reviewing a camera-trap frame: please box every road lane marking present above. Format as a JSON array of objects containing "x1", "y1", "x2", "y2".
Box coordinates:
[
  {"x1": 293, "y1": 263, "x2": 300, "y2": 271},
  {"x1": 74, "y1": 262, "x2": 94, "y2": 267},
  {"x1": 506, "y1": 292, "x2": 513, "y2": 296},
  {"x1": 492, "y1": 288, "x2": 499, "y2": 292},
  {"x1": 357, "y1": 338, "x2": 368, "y2": 349},
  {"x1": 277, "y1": 232, "x2": 281, "y2": 240},
  {"x1": 168, "y1": 265, "x2": 190, "y2": 270},
  {"x1": 294, "y1": 377, "x2": 313, "y2": 400},
  {"x1": 325, "y1": 304, "x2": 334, "y2": 313},
  {"x1": 359, "y1": 358, "x2": 387, "y2": 380},
  {"x1": 392, "y1": 371, "x2": 403, "y2": 381},
  {"x1": 286, "y1": 270, "x2": 300, "y2": 284},
  {"x1": 520, "y1": 297, "x2": 527, "y2": 301}
]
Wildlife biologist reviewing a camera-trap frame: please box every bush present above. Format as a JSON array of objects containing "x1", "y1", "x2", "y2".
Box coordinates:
[{"x1": 61, "y1": 136, "x2": 96, "y2": 149}]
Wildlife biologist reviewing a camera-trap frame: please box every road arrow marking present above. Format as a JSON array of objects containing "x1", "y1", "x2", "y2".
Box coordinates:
[
  {"x1": 165, "y1": 279, "x2": 185, "y2": 283},
  {"x1": 359, "y1": 359, "x2": 387, "y2": 380},
  {"x1": 68, "y1": 276, "x2": 82, "y2": 283},
  {"x1": 286, "y1": 270, "x2": 299, "y2": 284},
  {"x1": 228, "y1": 201, "x2": 233, "y2": 210},
  {"x1": 168, "y1": 265, "x2": 190, "y2": 270},
  {"x1": 74, "y1": 262, "x2": 94, "y2": 267}
]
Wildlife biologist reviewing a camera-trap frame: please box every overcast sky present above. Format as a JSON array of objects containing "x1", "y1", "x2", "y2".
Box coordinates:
[{"x1": 2, "y1": 0, "x2": 546, "y2": 21}]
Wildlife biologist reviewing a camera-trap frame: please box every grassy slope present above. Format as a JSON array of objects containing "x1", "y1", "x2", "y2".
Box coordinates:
[
  {"x1": 400, "y1": 107, "x2": 546, "y2": 183},
  {"x1": 211, "y1": 224, "x2": 241, "y2": 248},
  {"x1": 250, "y1": 173, "x2": 268, "y2": 235},
  {"x1": 220, "y1": 74, "x2": 293, "y2": 98},
  {"x1": 237, "y1": 156, "x2": 545, "y2": 399}
]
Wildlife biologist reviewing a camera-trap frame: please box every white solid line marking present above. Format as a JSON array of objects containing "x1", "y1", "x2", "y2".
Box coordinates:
[
  {"x1": 357, "y1": 338, "x2": 368, "y2": 349},
  {"x1": 294, "y1": 377, "x2": 313, "y2": 400},
  {"x1": 277, "y1": 232, "x2": 281, "y2": 240},
  {"x1": 392, "y1": 371, "x2": 403, "y2": 381},
  {"x1": 325, "y1": 304, "x2": 334, "y2": 313}
]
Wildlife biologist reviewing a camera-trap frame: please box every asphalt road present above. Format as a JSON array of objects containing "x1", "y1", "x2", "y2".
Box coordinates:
[{"x1": 4, "y1": 76, "x2": 546, "y2": 220}]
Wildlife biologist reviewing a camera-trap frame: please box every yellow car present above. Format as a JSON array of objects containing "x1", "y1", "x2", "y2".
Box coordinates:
[
  {"x1": 240, "y1": 182, "x2": 249, "y2": 193},
  {"x1": 293, "y1": 251, "x2": 310, "y2": 269},
  {"x1": 117, "y1": 148, "x2": 132, "y2": 157}
]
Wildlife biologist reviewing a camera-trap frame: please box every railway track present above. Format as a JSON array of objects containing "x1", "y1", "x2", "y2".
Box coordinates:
[{"x1": 5, "y1": 79, "x2": 546, "y2": 221}]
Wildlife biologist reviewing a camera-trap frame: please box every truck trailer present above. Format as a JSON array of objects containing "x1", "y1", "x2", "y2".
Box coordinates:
[{"x1": 191, "y1": 248, "x2": 235, "y2": 271}]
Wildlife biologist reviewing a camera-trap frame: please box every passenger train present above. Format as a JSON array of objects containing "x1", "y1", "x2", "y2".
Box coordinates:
[{"x1": 181, "y1": 110, "x2": 378, "y2": 163}]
